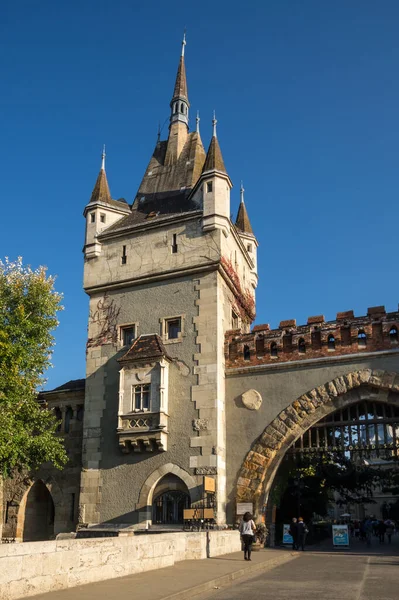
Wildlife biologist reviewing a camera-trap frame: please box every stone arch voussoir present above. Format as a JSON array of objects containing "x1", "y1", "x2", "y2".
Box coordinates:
[{"x1": 236, "y1": 368, "x2": 399, "y2": 517}]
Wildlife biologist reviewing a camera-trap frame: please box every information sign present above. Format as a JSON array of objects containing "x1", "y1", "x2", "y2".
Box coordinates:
[
  {"x1": 332, "y1": 524, "x2": 349, "y2": 546},
  {"x1": 283, "y1": 524, "x2": 293, "y2": 545},
  {"x1": 236, "y1": 503, "x2": 253, "y2": 515}
]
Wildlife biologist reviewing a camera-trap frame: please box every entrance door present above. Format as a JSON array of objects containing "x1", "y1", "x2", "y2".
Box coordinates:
[{"x1": 22, "y1": 481, "x2": 55, "y2": 541}]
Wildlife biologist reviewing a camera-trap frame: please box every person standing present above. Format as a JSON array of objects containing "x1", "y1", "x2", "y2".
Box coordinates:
[
  {"x1": 385, "y1": 520, "x2": 394, "y2": 544},
  {"x1": 239, "y1": 512, "x2": 256, "y2": 561},
  {"x1": 289, "y1": 518, "x2": 298, "y2": 550},
  {"x1": 297, "y1": 517, "x2": 307, "y2": 551},
  {"x1": 378, "y1": 520, "x2": 386, "y2": 543}
]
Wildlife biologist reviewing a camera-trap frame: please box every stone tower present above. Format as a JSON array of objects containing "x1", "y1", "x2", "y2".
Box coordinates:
[{"x1": 80, "y1": 36, "x2": 258, "y2": 528}]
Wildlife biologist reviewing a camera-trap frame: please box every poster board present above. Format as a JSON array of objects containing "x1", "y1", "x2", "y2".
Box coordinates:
[
  {"x1": 332, "y1": 524, "x2": 349, "y2": 547},
  {"x1": 204, "y1": 476, "x2": 216, "y2": 493},
  {"x1": 237, "y1": 503, "x2": 253, "y2": 515},
  {"x1": 283, "y1": 524, "x2": 293, "y2": 545}
]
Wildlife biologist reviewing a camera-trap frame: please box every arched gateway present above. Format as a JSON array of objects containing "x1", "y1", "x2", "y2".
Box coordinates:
[{"x1": 236, "y1": 369, "x2": 399, "y2": 518}]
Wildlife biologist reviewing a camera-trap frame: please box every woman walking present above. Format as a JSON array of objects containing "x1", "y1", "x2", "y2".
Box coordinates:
[{"x1": 240, "y1": 512, "x2": 256, "y2": 561}]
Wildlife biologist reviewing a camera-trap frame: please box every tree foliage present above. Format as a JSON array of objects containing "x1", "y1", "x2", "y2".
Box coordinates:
[{"x1": 0, "y1": 257, "x2": 67, "y2": 477}]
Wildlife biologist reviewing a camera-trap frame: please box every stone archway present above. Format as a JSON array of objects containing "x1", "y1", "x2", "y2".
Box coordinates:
[
  {"x1": 137, "y1": 463, "x2": 200, "y2": 527},
  {"x1": 15, "y1": 476, "x2": 65, "y2": 541},
  {"x1": 236, "y1": 369, "x2": 399, "y2": 518}
]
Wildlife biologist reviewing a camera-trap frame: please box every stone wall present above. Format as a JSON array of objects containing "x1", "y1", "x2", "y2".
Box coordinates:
[{"x1": 0, "y1": 531, "x2": 241, "y2": 600}]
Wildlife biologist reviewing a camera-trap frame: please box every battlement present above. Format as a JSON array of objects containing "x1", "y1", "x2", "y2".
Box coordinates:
[{"x1": 225, "y1": 305, "x2": 399, "y2": 368}]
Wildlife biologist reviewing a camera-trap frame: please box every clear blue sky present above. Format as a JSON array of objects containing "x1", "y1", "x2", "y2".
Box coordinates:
[{"x1": 1, "y1": 1, "x2": 399, "y2": 389}]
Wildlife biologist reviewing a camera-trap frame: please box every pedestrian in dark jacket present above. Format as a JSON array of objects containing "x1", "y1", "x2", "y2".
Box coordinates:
[
  {"x1": 239, "y1": 512, "x2": 256, "y2": 561},
  {"x1": 297, "y1": 517, "x2": 307, "y2": 551},
  {"x1": 378, "y1": 520, "x2": 386, "y2": 543},
  {"x1": 289, "y1": 518, "x2": 298, "y2": 550}
]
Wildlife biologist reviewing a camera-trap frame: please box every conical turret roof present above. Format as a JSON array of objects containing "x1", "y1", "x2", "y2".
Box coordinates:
[
  {"x1": 235, "y1": 199, "x2": 254, "y2": 235},
  {"x1": 172, "y1": 55, "x2": 188, "y2": 101},
  {"x1": 202, "y1": 135, "x2": 227, "y2": 174}
]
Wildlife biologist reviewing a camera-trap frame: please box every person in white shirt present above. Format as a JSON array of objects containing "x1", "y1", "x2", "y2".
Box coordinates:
[{"x1": 239, "y1": 512, "x2": 256, "y2": 561}]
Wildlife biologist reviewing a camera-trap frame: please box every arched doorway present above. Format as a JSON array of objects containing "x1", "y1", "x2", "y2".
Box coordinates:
[
  {"x1": 22, "y1": 481, "x2": 55, "y2": 541},
  {"x1": 152, "y1": 474, "x2": 191, "y2": 524},
  {"x1": 236, "y1": 369, "x2": 399, "y2": 520},
  {"x1": 272, "y1": 398, "x2": 399, "y2": 530}
]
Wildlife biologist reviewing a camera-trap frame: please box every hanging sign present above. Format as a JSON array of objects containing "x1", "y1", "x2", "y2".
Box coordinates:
[
  {"x1": 204, "y1": 476, "x2": 216, "y2": 493},
  {"x1": 332, "y1": 524, "x2": 349, "y2": 546}
]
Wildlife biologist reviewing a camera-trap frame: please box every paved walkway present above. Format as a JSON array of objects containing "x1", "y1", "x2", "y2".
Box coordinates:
[
  {"x1": 200, "y1": 546, "x2": 399, "y2": 600},
  {"x1": 31, "y1": 548, "x2": 298, "y2": 600}
]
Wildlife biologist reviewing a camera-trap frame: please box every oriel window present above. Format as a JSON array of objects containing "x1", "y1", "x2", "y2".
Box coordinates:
[{"x1": 133, "y1": 384, "x2": 150, "y2": 412}]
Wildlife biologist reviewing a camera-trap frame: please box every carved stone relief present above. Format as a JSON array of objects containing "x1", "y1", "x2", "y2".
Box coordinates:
[{"x1": 241, "y1": 389, "x2": 262, "y2": 411}]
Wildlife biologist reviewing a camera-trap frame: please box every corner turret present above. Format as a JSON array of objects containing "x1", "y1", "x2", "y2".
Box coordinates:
[{"x1": 83, "y1": 147, "x2": 130, "y2": 259}]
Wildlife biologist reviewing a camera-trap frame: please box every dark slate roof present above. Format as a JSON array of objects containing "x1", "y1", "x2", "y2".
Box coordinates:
[
  {"x1": 173, "y1": 56, "x2": 188, "y2": 100},
  {"x1": 235, "y1": 200, "x2": 254, "y2": 235},
  {"x1": 103, "y1": 132, "x2": 206, "y2": 234},
  {"x1": 89, "y1": 168, "x2": 112, "y2": 204},
  {"x1": 42, "y1": 379, "x2": 86, "y2": 394},
  {"x1": 118, "y1": 334, "x2": 171, "y2": 363},
  {"x1": 202, "y1": 135, "x2": 227, "y2": 174}
]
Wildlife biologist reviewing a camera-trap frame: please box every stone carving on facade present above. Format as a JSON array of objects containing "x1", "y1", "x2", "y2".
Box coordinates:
[
  {"x1": 87, "y1": 293, "x2": 121, "y2": 349},
  {"x1": 193, "y1": 418, "x2": 209, "y2": 431},
  {"x1": 195, "y1": 467, "x2": 217, "y2": 475},
  {"x1": 241, "y1": 389, "x2": 262, "y2": 411}
]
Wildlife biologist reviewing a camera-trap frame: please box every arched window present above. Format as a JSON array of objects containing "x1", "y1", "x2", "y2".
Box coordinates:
[
  {"x1": 270, "y1": 342, "x2": 278, "y2": 358},
  {"x1": 64, "y1": 406, "x2": 73, "y2": 434},
  {"x1": 327, "y1": 334, "x2": 336, "y2": 351},
  {"x1": 298, "y1": 338, "x2": 306, "y2": 353},
  {"x1": 358, "y1": 330, "x2": 367, "y2": 348},
  {"x1": 243, "y1": 345, "x2": 250, "y2": 360},
  {"x1": 389, "y1": 326, "x2": 398, "y2": 343},
  {"x1": 174, "y1": 103, "x2": 177, "y2": 114},
  {"x1": 77, "y1": 405, "x2": 84, "y2": 422},
  {"x1": 255, "y1": 336, "x2": 264, "y2": 355},
  {"x1": 180, "y1": 103, "x2": 184, "y2": 113},
  {"x1": 54, "y1": 407, "x2": 62, "y2": 432}
]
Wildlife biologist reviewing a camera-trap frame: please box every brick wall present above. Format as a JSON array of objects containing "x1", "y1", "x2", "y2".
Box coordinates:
[{"x1": 225, "y1": 305, "x2": 399, "y2": 368}]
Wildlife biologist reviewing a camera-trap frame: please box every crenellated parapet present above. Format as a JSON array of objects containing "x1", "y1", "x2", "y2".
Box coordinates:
[{"x1": 225, "y1": 305, "x2": 399, "y2": 367}]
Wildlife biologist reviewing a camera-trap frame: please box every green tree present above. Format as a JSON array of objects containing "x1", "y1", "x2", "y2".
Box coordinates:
[{"x1": 0, "y1": 257, "x2": 67, "y2": 477}]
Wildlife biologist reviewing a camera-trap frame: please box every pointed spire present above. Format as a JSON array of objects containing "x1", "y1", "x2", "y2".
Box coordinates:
[
  {"x1": 181, "y1": 30, "x2": 186, "y2": 57},
  {"x1": 235, "y1": 182, "x2": 254, "y2": 235},
  {"x1": 90, "y1": 147, "x2": 111, "y2": 204},
  {"x1": 202, "y1": 114, "x2": 227, "y2": 174},
  {"x1": 212, "y1": 111, "x2": 217, "y2": 137},
  {"x1": 196, "y1": 110, "x2": 200, "y2": 134}
]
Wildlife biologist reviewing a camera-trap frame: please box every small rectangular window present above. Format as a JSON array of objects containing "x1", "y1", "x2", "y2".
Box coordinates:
[
  {"x1": 247, "y1": 244, "x2": 252, "y2": 253},
  {"x1": 172, "y1": 233, "x2": 178, "y2": 254},
  {"x1": 166, "y1": 317, "x2": 181, "y2": 340},
  {"x1": 206, "y1": 181, "x2": 213, "y2": 193},
  {"x1": 100, "y1": 213, "x2": 106, "y2": 224},
  {"x1": 132, "y1": 384, "x2": 151, "y2": 412},
  {"x1": 121, "y1": 325, "x2": 135, "y2": 346},
  {"x1": 90, "y1": 213, "x2": 95, "y2": 223},
  {"x1": 121, "y1": 245, "x2": 127, "y2": 265}
]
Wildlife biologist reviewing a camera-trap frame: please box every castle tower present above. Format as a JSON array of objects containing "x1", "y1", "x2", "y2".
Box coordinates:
[{"x1": 80, "y1": 37, "x2": 257, "y2": 529}]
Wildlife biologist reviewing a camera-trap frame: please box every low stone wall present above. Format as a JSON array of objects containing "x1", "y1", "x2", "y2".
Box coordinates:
[{"x1": 0, "y1": 531, "x2": 241, "y2": 600}]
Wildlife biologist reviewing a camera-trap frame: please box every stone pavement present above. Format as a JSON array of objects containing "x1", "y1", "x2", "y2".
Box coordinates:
[
  {"x1": 29, "y1": 548, "x2": 298, "y2": 600},
  {"x1": 200, "y1": 546, "x2": 399, "y2": 600}
]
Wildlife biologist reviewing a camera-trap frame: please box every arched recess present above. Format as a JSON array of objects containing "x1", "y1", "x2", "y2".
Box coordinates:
[
  {"x1": 15, "y1": 476, "x2": 65, "y2": 541},
  {"x1": 137, "y1": 463, "x2": 200, "y2": 526},
  {"x1": 236, "y1": 368, "x2": 399, "y2": 519}
]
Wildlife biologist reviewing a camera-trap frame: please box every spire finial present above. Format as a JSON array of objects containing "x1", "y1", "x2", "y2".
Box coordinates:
[
  {"x1": 212, "y1": 111, "x2": 217, "y2": 138},
  {"x1": 196, "y1": 110, "x2": 200, "y2": 134},
  {"x1": 181, "y1": 30, "x2": 186, "y2": 57},
  {"x1": 101, "y1": 144, "x2": 106, "y2": 170},
  {"x1": 240, "y1": 180, "x2": 245, "y2": 203}
]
